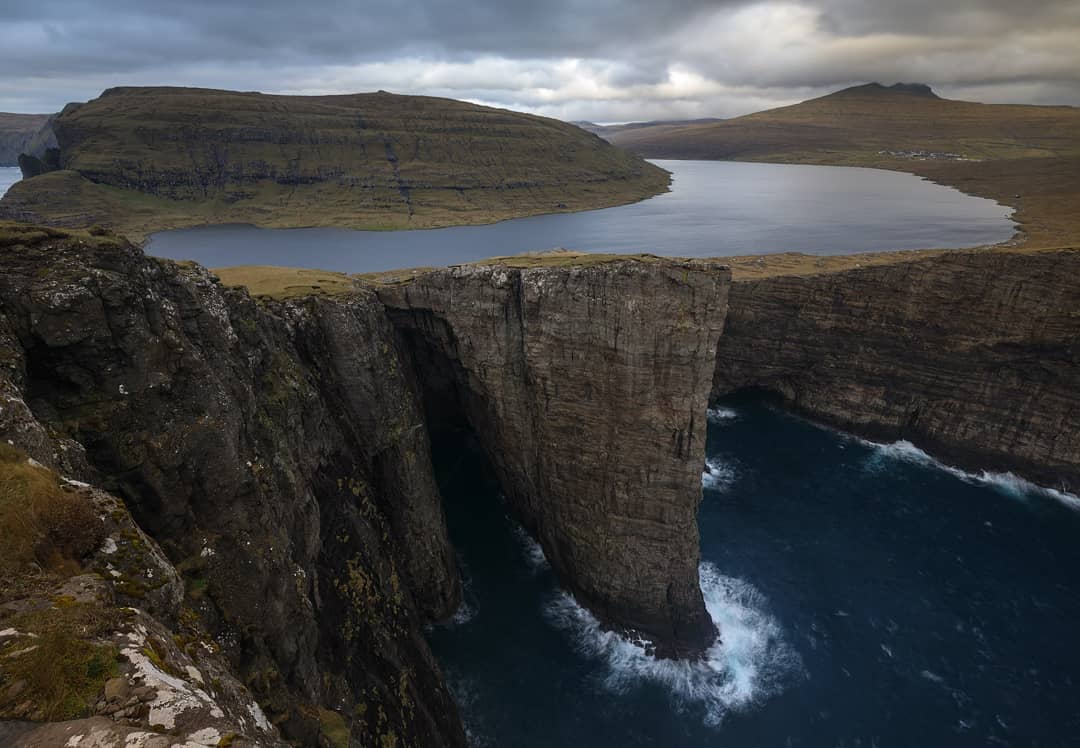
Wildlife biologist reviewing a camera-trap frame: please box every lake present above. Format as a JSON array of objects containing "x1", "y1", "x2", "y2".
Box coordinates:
[
  {"x1": 428, "y1": 395, "x2": 1080, "y2": 747},
  {"x1": 0, "y1": 167, "x2": 20, "y2": 198},
  {"x1": 144, "y1": 160, "x2": 1015, "y2": 272}
]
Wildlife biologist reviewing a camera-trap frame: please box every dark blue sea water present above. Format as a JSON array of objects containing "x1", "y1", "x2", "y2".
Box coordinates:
[
  {"x1": 145, "y1": 161, "x2": 1015, "y2": 272},
  {"x1": 427, "y1": 396, "x2": 1080, "y2": 747}
]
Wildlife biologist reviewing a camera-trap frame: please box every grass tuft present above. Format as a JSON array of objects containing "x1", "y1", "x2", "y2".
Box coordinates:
[{"x1": 0, "y1": 445, "x2": 105, "y2": 574}]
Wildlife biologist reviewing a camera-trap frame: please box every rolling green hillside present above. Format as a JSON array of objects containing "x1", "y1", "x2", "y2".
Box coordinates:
[{"x1": 0, "y1": 87, "x2": 668, "y2": 239}]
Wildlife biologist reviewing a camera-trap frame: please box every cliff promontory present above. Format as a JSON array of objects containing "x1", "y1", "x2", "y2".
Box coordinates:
[
  {"x1": 0, "y1": 87, "x2": 669, "y2": 239},
  {"x1": 0, "y1": 225, "x2": 729, "y2": 744}
]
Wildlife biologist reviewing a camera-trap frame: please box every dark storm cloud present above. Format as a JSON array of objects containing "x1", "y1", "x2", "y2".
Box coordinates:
[{"x1": 1, "y1": 0, "x2": 1078, "y2": 118}]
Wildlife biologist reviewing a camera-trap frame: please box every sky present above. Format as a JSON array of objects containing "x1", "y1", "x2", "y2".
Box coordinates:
[{"x1": 2, "y1": 0, "x2": 1079, "y2": 121}]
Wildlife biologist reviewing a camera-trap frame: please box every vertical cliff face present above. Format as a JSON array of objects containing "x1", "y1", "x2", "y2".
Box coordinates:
[
  {"x1": 713, "y1": 249, "x2": 1080, "y2": 490},
  {"x1": 0, "y1": 230, "x2": 465, "y2": 747},
  {"x1": 378, "y1": 260, "x2": 730, "y2": 656},
  {"x1": 0, "y1": 230, "x2": 733, "y2": 743}
]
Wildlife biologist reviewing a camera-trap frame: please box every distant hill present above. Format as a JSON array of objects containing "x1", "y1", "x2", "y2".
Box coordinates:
[
  {"x1": 601, "y1": 83, "x2": 1080, "y2": 248},
  {"x1": 0, "y1": 87, "x2": 668, "y2": 239},
  {"x1": 0, "y1": 113, "x2": 52, "y2": 166},
  {"x1": 600, "y1": 83, "x2": 1080, "y2": 164},
  {"x1": 574, "y1": 118, "x2": 723, "y2": 139}
]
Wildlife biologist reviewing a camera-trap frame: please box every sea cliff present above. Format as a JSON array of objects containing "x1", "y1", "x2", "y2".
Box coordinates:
[{"x1": 0, "y1": 224, "x2": 1077, "y2": 746}]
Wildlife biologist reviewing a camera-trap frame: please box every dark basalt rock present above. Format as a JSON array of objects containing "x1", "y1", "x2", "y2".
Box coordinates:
[
  {"x1": 0, "y1": 232, "x2": 465, "y2": 746},
  {"x1": 713, "y1": 249, "x2": 1080, "y2": 492}
]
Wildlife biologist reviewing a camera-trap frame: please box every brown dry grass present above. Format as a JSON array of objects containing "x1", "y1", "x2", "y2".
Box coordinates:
[
  {"x1": 0, "y1": 443, "x2": 105, "y2": 575},
  {"x1": 213, "y1": 265, "x2": 360, "y2": 300}
]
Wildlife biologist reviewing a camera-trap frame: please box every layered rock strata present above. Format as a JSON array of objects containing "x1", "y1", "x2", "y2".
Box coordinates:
[
  {"x1": 379, "y1": 261, "x2": 730, "y2": 656},
  {"x1": 713, "y1": 248, "x2": 1080, "y2": 491}
]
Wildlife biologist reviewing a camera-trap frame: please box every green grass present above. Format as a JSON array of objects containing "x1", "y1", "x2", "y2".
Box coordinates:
[
  {"x1": 2, "y1": 626, "x2": 119, "y2": 720},
  {"x1": 0, "y1": 86, "x2": 670, "y2": 240}
]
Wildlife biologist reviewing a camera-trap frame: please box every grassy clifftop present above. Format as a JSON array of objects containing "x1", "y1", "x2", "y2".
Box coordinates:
[{"x1": 0, "y1": 86, "x2": 668, "y2": 239}]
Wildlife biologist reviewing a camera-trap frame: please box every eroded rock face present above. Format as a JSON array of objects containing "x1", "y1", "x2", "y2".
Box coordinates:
[
  {"x1": 713, "y1": 249, "x2": 1080, "y2": 490},
  {"x1": 0, "y1": 233, "x2": 465, "y2": 746},
  {"x1": 379, "y1": 261, "x2": 730, "y2": 656}
]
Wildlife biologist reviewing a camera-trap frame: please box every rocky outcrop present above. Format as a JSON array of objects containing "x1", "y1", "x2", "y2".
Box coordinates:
[
  {"x1": 712, "y1": 248, "x2": 1080, "y2": 491},
  {"x1": 0, "y1": 228, "x2": 465, "y2": 746},
  {"x1": 378, "y1": 260, "x2": 730, "y2": 656}
]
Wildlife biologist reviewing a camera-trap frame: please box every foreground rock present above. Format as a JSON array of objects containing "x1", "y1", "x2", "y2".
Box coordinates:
[{"x1": 0, "y1": 225, "x2": 464, "y2": 746}]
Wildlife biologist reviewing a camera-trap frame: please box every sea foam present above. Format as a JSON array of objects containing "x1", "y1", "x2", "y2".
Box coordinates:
[
  {"x1": 543, "y1": 562, "x2": 800, "y2": 726},
  {"x1": 861, "y1": 438, "x2": 1080, "y2": 510},
  {"x1": 702, "y1": 456, "x2": 738, "y2": 492},
  {"x1": 513, "y1": 524, "x2": 550, "y2": 573},
  {"x1": 706, "y1": 406, "x2": 739, "y2": 424}
]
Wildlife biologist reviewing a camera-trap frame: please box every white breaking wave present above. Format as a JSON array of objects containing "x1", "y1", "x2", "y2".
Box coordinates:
[
  {"x1": 443, "y1": 673, "x2": 491, "y2": 747},
  {"x1": 706, "y1": 406, "x2": 739, "y2": 424},
  {"x1": 543, "y1": 562, "x2": 800, "y2": 727},
  {"x1": 512, "y1": 524, "x2": 550, "y2": 573},
  {"x1": 441, "y1": 556, "x2": 478, "y2": 626},
  {"x1": 861, "y1": 438, "x2": 1080, "y2": 510},
  {"x1": 702, "y1": 456, "x2": 738, "y2": 492},
  {"x1": 448, "y1": 599, "x2": 477, "y2": 626}
]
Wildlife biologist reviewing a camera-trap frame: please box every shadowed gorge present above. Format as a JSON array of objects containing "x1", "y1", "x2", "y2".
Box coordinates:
[{"x1": 0, "y1": 87, "x2": 669, "y2": 240}]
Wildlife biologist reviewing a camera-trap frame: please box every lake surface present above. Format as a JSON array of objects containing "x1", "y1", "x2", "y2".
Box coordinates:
[
  {"x1": 0, "y1": 167, "x2": 20, "y2": 197},
  {"x1": 427, "y1": 396, "x2": 1080, "y2": 747},
  {"x1": 146, "y1": 161, "x2": 1015, "y2": 272}
]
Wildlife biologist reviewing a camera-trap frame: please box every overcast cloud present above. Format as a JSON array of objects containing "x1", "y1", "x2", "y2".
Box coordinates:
[{"x1": 2, "y1": 0, "x2": 1078, "y2": 121}]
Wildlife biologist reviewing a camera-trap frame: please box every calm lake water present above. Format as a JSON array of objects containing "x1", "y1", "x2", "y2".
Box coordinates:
[
  {"x1": 0, "y1": 167, "x2": 20, "y2": 197},
  {"x1": 146, "y1": 161, "x2": 1015, "y2": 272},
  {"x1": 427, "y1": 396, "x2": 1080, "y2": 747}
]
